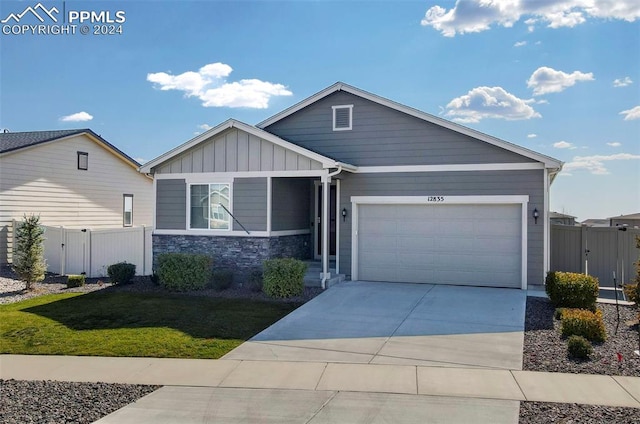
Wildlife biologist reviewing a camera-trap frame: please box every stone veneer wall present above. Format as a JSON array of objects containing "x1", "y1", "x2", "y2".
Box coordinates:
[{"x1": 153, "y1": 233, "x2": 311, "y2": 278}]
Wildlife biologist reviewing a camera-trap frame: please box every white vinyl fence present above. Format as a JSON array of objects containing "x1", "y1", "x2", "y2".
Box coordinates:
[{"x1": 14, "y1": 220, "x2": 152, "y2": 277}]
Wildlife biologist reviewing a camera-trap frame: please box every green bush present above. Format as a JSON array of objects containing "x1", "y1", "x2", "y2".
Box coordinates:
[
  {"x1": 623, "y1": 283, "x2": 639, "y2": 304},
  {"x1": 157, "y1": 253, "x2": 212, "y2": 292},
  {"x1": 567, "y1": 335, "x2": 593, "y2": 360},
  {"x1": 12, "y1": 214, "x2": 46, "y2": 290},
  {"x1": 554, "y1": 308, "x2": 565, "y2": 320},
  {"x1": 210, "y1": 269, "x2": 234, "y2": 291},
  {"x1": 107, "y1": 262, "x2": 136, "y2": 285},
  {"x1": 263, "y1": 258, "x2": 307, "y2": 298},
  {"x1": 66, "y1": 274, "x2": 85, "y2": 288},
  {"x1": 545, "y1": 271, "x2": 598, "y2": 310},
  {"x1": 560, "y1": 308, "x2": 606, "y2": 342},
  {"x1": 247, "y1": 268, "x2": 263, "y2": 292}
]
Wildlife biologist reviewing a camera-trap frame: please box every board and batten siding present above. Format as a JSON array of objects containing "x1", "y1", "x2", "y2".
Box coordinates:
[
  {"x1": 265, "y1": 91, "x2": 536, "y2": 167},
  {"x1": 156, "y1": 179, "x2": 187, "y2": 230},
  {"x1": 338, "y1": 169, "x2": 545, "y2": 287},
  {"x1": 0, "y1": 134, "x2": 153, "y2": 264},
  {"x1": 271, "y1": 178, "x2": 311, "y2": 231},
  {"x1": 154, "y1": 128, "x2": 324, "y2": 174},
  {"x1": 232, "y1": 178, "x2": 267, "y2": 231}
]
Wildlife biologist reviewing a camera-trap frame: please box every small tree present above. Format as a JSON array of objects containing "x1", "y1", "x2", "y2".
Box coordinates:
[{"x1": 12, "y1": 215, "x2": 46, "y2": 290}]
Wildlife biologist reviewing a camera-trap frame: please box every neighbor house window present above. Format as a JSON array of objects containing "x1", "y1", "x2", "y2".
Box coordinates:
[
  {"x1": 190, "y1": 183, "x2": 230, "y2": 230},
  {"x1": 77, "y1": 151, "x2": 88, "y2": 170},
  {"x1": 332, "y1": 105, "x2": 353, "y2": 131},
  {"x1": 123, "y1": 194, "x2": 133, "y2": 227}
]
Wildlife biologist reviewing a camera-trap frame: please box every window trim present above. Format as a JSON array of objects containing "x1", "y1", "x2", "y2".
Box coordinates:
[
  {"x1": 332, "y1": 105, "x2": 353, "y2": 131},
  {"x1": 123, "y1": 194, "x2": 133, "y2": 227},
  {"x1": 187, "y1": 182, "x2": 232, "y2": 231},
  {"x1": 77, "y1": 151, "x2": 88, "y2": 170}
]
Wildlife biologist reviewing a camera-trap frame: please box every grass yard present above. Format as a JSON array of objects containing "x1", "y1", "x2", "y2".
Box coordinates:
[{"x1": 0, "y1": 291, "x2": 300, "y2": 358}]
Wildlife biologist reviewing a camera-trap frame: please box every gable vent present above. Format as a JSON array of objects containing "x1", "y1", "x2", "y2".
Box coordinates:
[{"x1": 332, "y1": 105, "x2": 353, "y2": 131}]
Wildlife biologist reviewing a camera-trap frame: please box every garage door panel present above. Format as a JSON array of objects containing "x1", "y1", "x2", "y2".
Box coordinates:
[{"x1": 357, "y1": 203, "x2": 522, "y2": 289}]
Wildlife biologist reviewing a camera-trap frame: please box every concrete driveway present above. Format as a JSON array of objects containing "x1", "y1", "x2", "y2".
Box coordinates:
[{"x1": 224, "y1": 282, "x2": 526, "y2": 369}]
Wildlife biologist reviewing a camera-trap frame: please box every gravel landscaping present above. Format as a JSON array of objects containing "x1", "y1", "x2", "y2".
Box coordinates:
[
  {"x1": 0, "y1": 379, "x2": 159, "y2": 424},
  {"x1": 519, "y1": 401, "x2": 640, "y2": 423}
]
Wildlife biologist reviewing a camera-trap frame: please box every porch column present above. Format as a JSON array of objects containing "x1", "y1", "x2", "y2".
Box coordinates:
[{"x1": 321, "y1": 174, "x2": 331, "y2": 289}]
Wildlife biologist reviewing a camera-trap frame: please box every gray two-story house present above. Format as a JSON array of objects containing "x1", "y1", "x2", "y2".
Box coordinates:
[{"x1": 140, "y1": 82, "x2": 563, "y2": 290}]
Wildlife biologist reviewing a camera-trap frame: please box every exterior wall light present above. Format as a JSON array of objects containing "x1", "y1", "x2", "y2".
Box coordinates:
[
  {"x1": 533, "y1": 208, "x2": 539, "y2": 224},
  {"x1": 342, "y1": 207, "x2": 347, "y2": 222}
]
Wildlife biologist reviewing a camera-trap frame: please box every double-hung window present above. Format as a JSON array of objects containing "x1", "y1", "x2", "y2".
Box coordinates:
[
  {"x1": 190, "y1": 183, "x2": 230, "y2": 230},
  {"x1": 123, "y1": 194, "x2": 133, "y2": 227}
]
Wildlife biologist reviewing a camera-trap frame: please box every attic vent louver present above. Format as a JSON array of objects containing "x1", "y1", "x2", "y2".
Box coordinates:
[{"x1": 332, "y1": 105, "x2": 353, "y2": 131}]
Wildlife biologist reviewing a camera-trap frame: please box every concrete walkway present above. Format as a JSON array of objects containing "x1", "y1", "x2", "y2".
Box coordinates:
[{"x1": 1, "y1": 354, "x2": 639, "y2": 423}]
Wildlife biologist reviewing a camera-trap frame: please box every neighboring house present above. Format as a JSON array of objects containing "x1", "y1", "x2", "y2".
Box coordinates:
[
  {"x1": 141, "y1": 82, "x2": 563, "y2": 290},
  {"x1": 0, "y1": 129, "x2": 153, "y2": 264},
  {"x1": 550, "y1": 212, "x2": 577, "y2": 226},
  {"x1": 582, "y1": 218, "x2": 612, "y2": 227},
  {"x1": 609, "y1": 213, "x2": 640, "y2": 229}
]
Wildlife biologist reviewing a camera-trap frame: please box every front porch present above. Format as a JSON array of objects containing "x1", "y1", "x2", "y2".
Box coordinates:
[{"x1": 303, "y1": 260, "x2": 346, "y2": 288}]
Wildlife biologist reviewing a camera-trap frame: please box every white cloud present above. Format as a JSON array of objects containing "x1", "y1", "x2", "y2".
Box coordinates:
[
  {"x1": 421, "y1": 0, "x2": 640, "y2": 36},
  {"x1": 198, "y1": 124, "x2": 213, "y2": 131},
  {"x1": 606, "y1": 142, "x2": 621, "y2": 147},
  {"x1": 514, "y1": 41, "x2": 527, "y2": 47},
  {"x1": 620, "y1": 106, "x2": 640, "y2": 120},
  {"x1": 147, "y1": 62, "x2": 292, "y2": 109},
  {"x1": 563, "y1": 153, "x2": 640, "y2": 175},
  {"x1": 527, "y1": 133, "x2": 537, "y2": 138},
  {"x1": 60, "y1": 111, "x2": 93, "y2": 122},
  {"x1": 613, "y1": 76, "x2": 633, "y2": 87},
  {"x1": 134, "y1": 157, "x2": 148, "y2": 165},
  {"x1": 553, "y1": 141, "x2": 576, "y2": 149},
  {"x1": 527, "y1": 66, "x2": 594, "y2": 96},
  {"x1": 445, "y1": 86, "x2": 541, "y2": 123}
]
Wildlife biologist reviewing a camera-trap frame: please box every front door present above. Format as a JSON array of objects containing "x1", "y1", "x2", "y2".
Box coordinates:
[{"x1": 315, "y1": 184, "x2": 337, "y2": 258}]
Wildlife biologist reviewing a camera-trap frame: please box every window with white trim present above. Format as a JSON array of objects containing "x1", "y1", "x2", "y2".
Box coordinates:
[
  {"x1": 123, "y1": 194, "x2": 133, "y2": 227},
  {"x1": 332, "y1": 105, "x2": 353, "y2": 131},
  {"x1": 190, "y1": 183, "x2": 231, "y2": 230}
]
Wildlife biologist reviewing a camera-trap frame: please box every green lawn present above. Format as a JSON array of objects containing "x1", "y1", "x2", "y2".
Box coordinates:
[{"x1": 0, "y1": 291, "x2": 300, "y2": 358}]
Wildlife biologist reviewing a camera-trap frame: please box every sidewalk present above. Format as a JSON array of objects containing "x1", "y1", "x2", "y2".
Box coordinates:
[{"x1": 2, "y1": 354, "x2": 639, "y2": 408}]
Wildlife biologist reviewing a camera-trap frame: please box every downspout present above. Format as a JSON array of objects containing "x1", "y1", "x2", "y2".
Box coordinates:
[{"x1": 321, "y1": 164, "x2": 343, "y2": 289}]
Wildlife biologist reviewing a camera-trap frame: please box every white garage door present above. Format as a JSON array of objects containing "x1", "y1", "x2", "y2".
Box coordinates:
[{"x1": 357, "y1": 204, "x2": 521, "y2": 288}]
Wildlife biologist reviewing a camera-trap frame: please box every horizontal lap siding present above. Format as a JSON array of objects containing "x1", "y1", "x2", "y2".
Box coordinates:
[
  {"x1": 154, "y1": 128, "x2": 323, "y2": 174},
  {"x1": 272, "y1": 178, "x2": 311, "y2": 231},
  {"x1": 156, "y1": 179, "x2": 186, "y2": 230},
  {"x1": 265, "y1": 91, "x2": 535, "y2": 166},
  {"x1": 232, "y1": 178, "x2": 267, "y2": 231},
  {"x1": 0, "y1": 135, "x2": 153, "y2": 263},
  {"x1": 339, "y1": 170, "x2": 544, "y2": 287}
]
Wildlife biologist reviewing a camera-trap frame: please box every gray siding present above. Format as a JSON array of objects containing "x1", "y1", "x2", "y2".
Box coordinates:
[
  {"x1": 265, "y1": 91, "x2": 536, "y2": 166},
  {"x1": 232, "y1": 178, "x2": 267, "y2": 231},
  {"x1": 338, "y1": 169, "x2": 544, "y2": 287},
  {"x1": 272, "y1": 178, "x2": 311, "y2": 231},
  {"x1": 156, "y1": 179, "x2": 186, "y2": 230},
  {"x1": 155, "y1": 128, "x2": 324, "y2": 174}
]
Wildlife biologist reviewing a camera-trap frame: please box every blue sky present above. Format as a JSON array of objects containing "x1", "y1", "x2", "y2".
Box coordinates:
[{"x1": 1, "y1": 0, "x2": 638, "y2": 221}]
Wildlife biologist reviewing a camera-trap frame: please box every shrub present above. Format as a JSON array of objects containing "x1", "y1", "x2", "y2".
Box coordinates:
[
  {"x1": 107, "y1": 262, "x2": 136, "y2": 285},
  {"x1": 554, "y1": 308, "x2": 565, "y2": 320},
  {"x1": 247, "y1": 268, "x2": 263, "y2": 292},
  {"x1": 67, "y1": 274, "x2": 85, "y2": 288},
  {"x1": 263, "y1": 258, "x2": 307, "y2": 298},
  {"x1": 560, "y1": 308, "x2": 606, "y2": 342},
  {"x1": 12, "y1": 214, "x2": 46, "y2": 291},
  {"x1": 157, "y1": 253, "x2": 212, "y2": 292},
  {"x1": 623, "y1": 283, "x2": 639, "y2": 305},
  {"x1": 567, "y1": 335, "x2": 593, "y2": 360},
  {"x1": 545, "y1": 271, "x2": 598, "y2": 310},
  {"x1": 210, "y1": 269, "x2": 234, "y2": 291}
]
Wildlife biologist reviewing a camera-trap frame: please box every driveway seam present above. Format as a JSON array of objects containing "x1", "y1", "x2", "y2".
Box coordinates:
[
  {"x1": 611, "y1": 376, "x2": 640, "y2": 405},
  {"x1": 304, "y1": 390, "x2": 338, "y2": 424},
  {"x1": 509, "y1": 370, "x2": 529, "y2": 401},
  {"x1": 314, "y1": 362, "x2": 329, "y2": 391},
  {"x1": 369, "y1": 284, "x2": 436, "y2": 363},
  {"x1": 215, "y1": 359, "x2": 243, "y2": 387}
]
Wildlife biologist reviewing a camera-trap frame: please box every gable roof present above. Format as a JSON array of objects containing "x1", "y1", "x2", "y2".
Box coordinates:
[
  {"x1": 139, "y1": 119, "x2": 356, "y2": 174},
  {"x1": 608, "y1": 212, "x2": 640, "y2": 220},
  {"x1": 258, "y1": 82, "x2": 563, "y2": 170},
  {"x1": 550, "y1": 212, "x2": 576, "y2": 219},
  {"x1": 0, "y1": 129, "x2": 141, "y2": 168}
]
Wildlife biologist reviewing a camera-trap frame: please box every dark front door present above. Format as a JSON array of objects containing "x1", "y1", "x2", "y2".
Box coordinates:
[{"x1": 316, "y1": 184, "x2": 337, "y2": 257}]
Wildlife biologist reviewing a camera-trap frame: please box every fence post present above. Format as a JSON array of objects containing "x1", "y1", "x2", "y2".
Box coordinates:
[
  {"x1": 580, "y1": 225, "x2": 588, "y2": 274},
  {"x1": 142, "y1": 225, "x2": 146, "y2": 276}
]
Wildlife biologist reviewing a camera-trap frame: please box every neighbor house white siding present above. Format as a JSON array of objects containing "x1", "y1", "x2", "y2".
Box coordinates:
[{"x1": 0, "y1": 133, "x2": 153, "y2": 263}]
